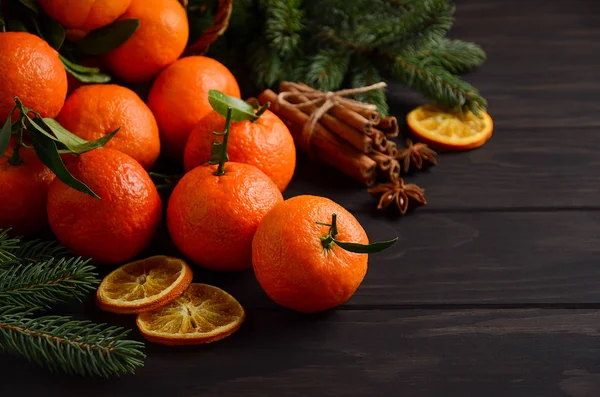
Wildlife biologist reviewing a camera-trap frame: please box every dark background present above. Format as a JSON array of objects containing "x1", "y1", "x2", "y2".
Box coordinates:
[{"x1": 3, "y1": 1, "x2": 600, "y2": 396}]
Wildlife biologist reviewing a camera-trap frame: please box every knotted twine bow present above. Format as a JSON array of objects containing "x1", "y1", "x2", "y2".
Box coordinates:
[{"x1": 277, "y1": 82, "x2": 387, "y2": 152}]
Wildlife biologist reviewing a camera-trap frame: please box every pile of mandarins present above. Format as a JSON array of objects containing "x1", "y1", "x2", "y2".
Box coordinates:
[{"x1": 0, "y1": 0, "x2": 396, "y2": 345}]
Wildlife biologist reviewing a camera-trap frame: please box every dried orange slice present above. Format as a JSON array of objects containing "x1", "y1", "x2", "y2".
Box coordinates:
[
  {"x1": 136, "y1": 283, "x2": 245, "y2": 345},
  {"x1": 96, "y1": 256, "x2": 193, "y2": 314},
  {"x1": 407, "y1": 104, "x2": 493, "y2": 151}
]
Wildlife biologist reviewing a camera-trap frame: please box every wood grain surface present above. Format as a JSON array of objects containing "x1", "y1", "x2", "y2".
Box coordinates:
[{"x1": 2, "y1": 0, "x2": 600, "y2": 396}]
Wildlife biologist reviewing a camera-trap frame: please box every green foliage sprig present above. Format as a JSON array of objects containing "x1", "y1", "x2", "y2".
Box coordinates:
[
  {"x1": 0, "y1": 306, "x2": 145, "y2": 377},
  {"x1": 0, "y1": 230, "x2": 146, "y2": 377},
  {"x1": 202, "y1": 0, "x2": 487, "y2": 114},
  {"x1": 0, "y1": 98, "x2": 118, "y2": 198},
  {"x1": 0, "y1": 257, "x2": 97, "y2": 308}
]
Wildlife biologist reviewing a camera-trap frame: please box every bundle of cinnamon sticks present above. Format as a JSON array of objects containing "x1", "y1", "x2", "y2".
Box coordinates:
[{"x1": 258, "y1": 82, "x2": 400, "y2": 186}]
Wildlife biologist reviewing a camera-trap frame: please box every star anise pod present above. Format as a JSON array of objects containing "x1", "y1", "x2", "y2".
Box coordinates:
[
  {"x1": 367, "y1": 177, "x2": 426, "y2": 214},
  {"x1": 396, "y1": 139, "x2": 438, "y2": 173}
]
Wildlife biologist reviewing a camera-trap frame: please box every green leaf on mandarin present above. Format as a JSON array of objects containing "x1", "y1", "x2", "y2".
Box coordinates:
[
  {"x1": 208, "y1": 90, "x2": 258, "y2": 122},
  {"x1": 333, "y1": 238, "x2": 398, "y2": 254},
  {"x1": 77, "y1": 18, "x2": 140, "y2": 56},
  {"x1": 28, "y1": 132, "x2": 100, "y2": 199}
]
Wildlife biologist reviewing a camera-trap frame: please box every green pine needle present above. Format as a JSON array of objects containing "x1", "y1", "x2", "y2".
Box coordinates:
[
  {"x1": 206, "y1": 0, "x2": 488, "y2": 112},
  {"x1": 350, "y1": 60, "x2": 389, "y2": 116},
  {"x1": 385, "y1": 0, "x2": 455, "y2": 51},
  {"x1": 407, "y1": 38, "x2": 487, "y2": 74},
  {"x1": 0, "y1": 229, "x2": 19, "y2": 267},
  {"x1": 264, "y1": 0, "x2": 304, "y2": 56},
  {"x1": 249, "y1": 40, "x2": 285, "y2": 88},
  {"x1": 0, "y1": 257, "x2": 98, "y2": 309},
  {"x1": 13, "y1": 238, "x2": 71, "y2": 264},
  {"x1": 0, "y1": 306, "x2": 145, "y2": 377},
  {"x1": 391, "y1": 54, "x2": 487, "y2": 113},
  {"x1": 304, "y1": 49, "x2": 350, "y2": 92},
  {"x1": 0, "y1": 229, "x2": 145, "y2": 377}
]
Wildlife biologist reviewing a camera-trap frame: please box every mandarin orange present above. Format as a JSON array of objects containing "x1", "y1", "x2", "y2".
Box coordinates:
[
  {"x1": 0, "y1": 139, "x2": 55, "y2": 236},
  {"x1": 47, "y1": 148, "x2": 162, "y2": 265},
  {"x1": 252, "y1": 195, "x2": 370, "y2": 313},
  {"x1": 38, "y1": 0, "x2": 132, "y2": 31},
  {"x1": 167, "y1": 162, "x2": 283, "y2": 271},
  {"x1": 103, "y1": 0, "x2": 189, "y2": 83},
  {"x1": 184, "y1": 109, "x2": 296, "y2": 192},
  {"x1": 148, "y1": 56, "x2": 241, "y2": 161},
  {"x1": 0, "y1": 32, "x2": 67, "y2": 121},
  {"x1": 57, "y1": 84, "x2": 160, "y2": 170}
]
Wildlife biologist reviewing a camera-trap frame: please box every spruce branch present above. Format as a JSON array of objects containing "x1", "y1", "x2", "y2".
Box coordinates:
[
  {"x1": 205, "y1": 0, "x2": 488, "y2": 112},
  {"x1": 304, "y1": 49, "x2": 350, "y2": 92},
  {"x1": 0, "y1": 306, "x2": 145, "y2": 377},
  {"x1": 407, "y1": 38, "x2": 486, "y2": 74},
  {"x1": 350, "y1": 59, "x2": 389, "y2": 116},
  {"x1": 13, "y1": 238, "x2": 71, "y2": 264},
  {"x1": 249, "y1": 39, "x2": 285, "y2": 88},
  {"x1": 390, "y1": 54, "x2": 487, "y2": 113},
  {"x1": 264, "y1": 0, "x2": 304, "y2": 56},
  {"x1": 384, "y1": 0, "x2": 454, "y2": 51},
  {"x1": 0, "y1": 229, "x2": 19, "y2": 267},
  {"x1": 0, "y1": 257, "x2": 98, "y2": 309}
]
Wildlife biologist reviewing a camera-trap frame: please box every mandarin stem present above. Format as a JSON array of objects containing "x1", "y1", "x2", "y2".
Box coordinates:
[
  {"x1": 253, "y1": 102, "x2": 270, "y2": 120},
  {"x1": 214, "y1": 107, "x2": 233, "y2": 176},
  {"x1": 320, "y1": 213, "x2": 339, "y2": 250},
  {"x1": 330, "y1": 213, "x2": 338, "y2": 239},
  {"x1": 8, "y1": 116, "x2": 24, "y2": 166}
]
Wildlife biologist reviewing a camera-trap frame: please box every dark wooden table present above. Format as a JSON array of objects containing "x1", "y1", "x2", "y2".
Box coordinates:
[{"x1": 3, "y1": 1, "x2": 600, "y2": 396}]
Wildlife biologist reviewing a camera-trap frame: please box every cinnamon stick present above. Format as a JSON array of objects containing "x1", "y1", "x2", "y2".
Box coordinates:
[
  {"x1": 279, "y1": 84, "x2": 373, "y2": 154},
  {"x1": 377, "y1": 116, "x2": 399, "y2": 138},
  {"x1": 385, "y1": 140, "x2": 399, "y2": 158},
  {"x1": 280, "y1": 82, "x2": 377, "y2": 135},
  {"x1": 372, "y1": 128, "x2": 387, "y2": 152},
  {"x1": 389, "y1": 159, "x2": 401, "y2": 181},
  {"x1": 259, "y1": 89, "x2": 377, "y2": 186},
  {"x1": 354, "y1": 108, "x2": 381, "y2": 125},
  {"x1": 368, "y1": 151, "x2": 393, "y2": 173}
]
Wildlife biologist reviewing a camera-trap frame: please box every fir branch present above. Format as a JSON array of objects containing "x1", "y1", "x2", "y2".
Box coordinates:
[
  {"x1": 304, "y1": 49, "x2": 350, "y2": 92},
  {"x1": 0, "y1": 307, "x2": 145, "y2": 377},
  {"x1": 0, "y1": 257, "x2": 98, "y2": 309},
  {"x1": 0, "y1": 229, "x2": 19, "y2": 267},
  {"x1": 374, "y1": 0, "x2": 454, "y2": 50},
  {"x1": 249, "y1": 39, "x2": 285, "y2": 88},
  {"x1": 350, "y1": 58, "x2": 389, "y2": 116},
  {"x1": 264, "y1": 0, "x2": 304, "y2": 56},
  {"x1": 406, "y1": 38, "x2": 486, "y2": 74},
  {"x1": 390, "y1": 54, "x2": 487, "y2": 113},
  {"x1": 13, "y1": 238, "x2": 71, "y2": 264}
]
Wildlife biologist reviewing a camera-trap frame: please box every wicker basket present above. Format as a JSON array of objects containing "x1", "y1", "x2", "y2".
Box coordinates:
[{"x1": 179, "y1": 0, "x2": 233, "y2": 56}]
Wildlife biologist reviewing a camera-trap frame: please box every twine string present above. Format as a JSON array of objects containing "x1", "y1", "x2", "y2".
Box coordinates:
[{"x1": 277, "y1": 82, "x2": 387, "y2": 152}]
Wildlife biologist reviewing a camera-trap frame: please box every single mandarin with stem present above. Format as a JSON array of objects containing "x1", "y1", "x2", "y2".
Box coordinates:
[
  {"x1": 103, "y1": 0, "x2": 189, "y2": 83},
  {"x1": 184, "y1": 107, "x2": 296, "y2": 192},
  {"x1": 252, "y1": 195, "x2": 398, "y2": 313},
  {"x1": 57, "y1": 84, "x2": 161, "y2": 170},
  {"x1": 47, "y1": 148, "x2": 162, "y2": 265},
  {"x1": 37, "y1": 0, "x2": 133, "y2": 31},
  {"x1": 0, "y1": 32, "x2": 67, "y2": 121},
  {"x1": 0, "y1": 138, "x2": 55, "y2": 236},
  {"x1": 148, "y1": 56, "x2": 241, "y2": 161},
  {"x1": 167, "y1": 92, "x2": 283, "y2": 271}
]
